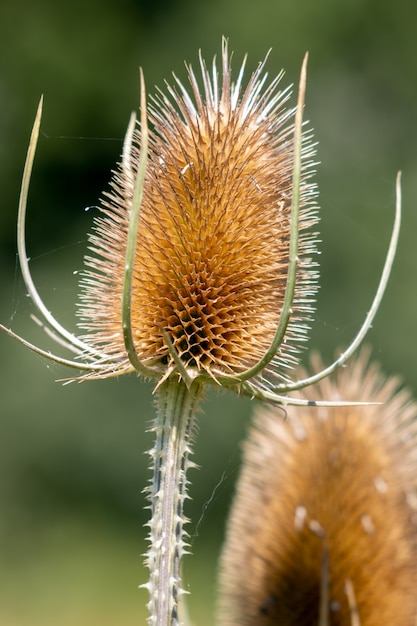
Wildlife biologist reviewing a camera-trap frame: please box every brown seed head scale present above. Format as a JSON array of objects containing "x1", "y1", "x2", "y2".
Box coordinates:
[
  {"x1": 78, "y1": 38, "x2": 319, "y2": 386},
  {"x1": 218, "y1": 348, "x2": 417, "y2": 626}
]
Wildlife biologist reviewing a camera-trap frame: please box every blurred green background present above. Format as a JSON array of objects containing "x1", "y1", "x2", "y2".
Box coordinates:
[{"x1": 0, "y1": 0, "x2": 416, "y2": 624}]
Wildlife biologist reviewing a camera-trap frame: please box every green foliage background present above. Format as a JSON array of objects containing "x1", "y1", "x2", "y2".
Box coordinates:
[{"x1": 0, "y1": 1, "x2": 416, "y2": 624}]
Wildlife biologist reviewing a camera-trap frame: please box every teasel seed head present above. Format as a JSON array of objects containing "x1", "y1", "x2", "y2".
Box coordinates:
[
  {"x1": 78, "y1": 38, "x2": 319, "y2": 388},
  {"x1": 2, "y1": 38, "x2": 401, "y2": 407},
  {"x1": 219, "y1": 348, "x2": 417, "y2": 625}
]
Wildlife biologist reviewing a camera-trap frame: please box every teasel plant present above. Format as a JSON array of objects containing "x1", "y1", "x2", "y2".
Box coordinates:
[
  {"x1": 0, "y1": 39, "x2": 402, "y2": 626},
  {"x1": 219, "y1": 348, "x2": 417, "y2": 626}
]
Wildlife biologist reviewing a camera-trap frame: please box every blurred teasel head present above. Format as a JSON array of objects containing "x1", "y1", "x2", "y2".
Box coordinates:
[{"x1": 219, "y1": 348, "x2": 417, "y2": 626}]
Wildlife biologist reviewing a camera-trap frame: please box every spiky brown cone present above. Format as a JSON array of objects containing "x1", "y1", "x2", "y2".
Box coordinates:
[
  {"x1": 219, "y1": 349, "x2": 417, "y2": 625},
  {"x1": 78, "y1": 38, "x2": 319, "y2": 385}
]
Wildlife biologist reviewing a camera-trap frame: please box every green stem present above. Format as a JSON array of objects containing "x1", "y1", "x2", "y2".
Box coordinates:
[{"x1": 145, "y1": 378, "x2": 203, "y2": 626}]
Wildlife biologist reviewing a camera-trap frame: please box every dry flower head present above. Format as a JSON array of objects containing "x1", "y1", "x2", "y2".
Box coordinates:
[
  {"x1": 0, "y1": 39, "x2": 401, "y2": 409},
  {"x1": 79, "y1": 41, "x2": 318, "y2": 384},
  {"x1": 219, "y1": 349, "x2": 417, "y2": 625}
]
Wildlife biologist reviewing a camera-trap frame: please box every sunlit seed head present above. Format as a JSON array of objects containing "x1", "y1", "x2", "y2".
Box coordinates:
[{"x1": 78, "y1": 39, "x2": 319, "y2": 382}]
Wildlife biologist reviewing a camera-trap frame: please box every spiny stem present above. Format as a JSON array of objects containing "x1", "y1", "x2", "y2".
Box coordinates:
[{"x1": 145, "y1": 379, "x2": 204, "y2": 626}]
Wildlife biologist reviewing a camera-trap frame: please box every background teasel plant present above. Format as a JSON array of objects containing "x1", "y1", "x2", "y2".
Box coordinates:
[
  {"x1": 218, "y1": 349, "x2": 417, "y2": 625},
  {"x1": 0, "y1": 39, "x2": 401, "y2": 626}
]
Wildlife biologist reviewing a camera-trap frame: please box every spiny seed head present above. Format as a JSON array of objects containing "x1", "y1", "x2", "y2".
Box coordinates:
[
  {"x1": 78, "y1": 39, "x2": 319, "y2": 384},
  {"x1": 218, "y1": 348, "x2": 417, "y2": 625}
]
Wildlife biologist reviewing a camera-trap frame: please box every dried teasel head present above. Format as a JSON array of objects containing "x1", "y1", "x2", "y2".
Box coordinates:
[
  {"x1": 1, "y1": 38, "x2": 401, "y2": 407},
  {"x1": 219, "y1": 348, "x2": 417, "y2": 625},
  {"x1": 78, "y1": 38, "x2": 319, "y2": 387}
]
